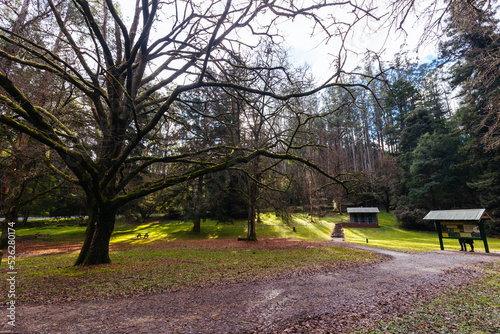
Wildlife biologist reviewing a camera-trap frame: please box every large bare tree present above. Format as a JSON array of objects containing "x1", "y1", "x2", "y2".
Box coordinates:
[{"x1": 0, "y1": 0, "x2": 384, "y2": 265}]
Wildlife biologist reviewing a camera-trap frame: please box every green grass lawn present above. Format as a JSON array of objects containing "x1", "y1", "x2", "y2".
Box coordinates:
[
  {"x1": 342, "y1": 211, "x2": 500, "y2": 253},
  {"x1": 109, "y1": 212, "x2": 337, "y2": 244},
  {"x1": 14, "y1": 211, "x2": 500, "y2": 253},
  {"x1": 15, "y1": 212, "x2": 337, "y2": 244}
]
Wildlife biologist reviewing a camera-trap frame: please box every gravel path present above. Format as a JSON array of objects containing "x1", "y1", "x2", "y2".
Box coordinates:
[{"x1": 7, "y1": 243, "x2": 500, "y2": 334}]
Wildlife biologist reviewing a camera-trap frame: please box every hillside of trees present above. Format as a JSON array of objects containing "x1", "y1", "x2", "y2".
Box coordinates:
[{"x1": 1, "y1": 0, "x2": 499, "y2": 265}]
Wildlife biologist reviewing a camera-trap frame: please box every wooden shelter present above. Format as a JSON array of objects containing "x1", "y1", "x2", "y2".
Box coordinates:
[
  {"x1": 423, "y1": 209, "x2": 493, "y2": 253},
  {"x1": 343, "y1": 207, "x2": 379, "y2": 228}
]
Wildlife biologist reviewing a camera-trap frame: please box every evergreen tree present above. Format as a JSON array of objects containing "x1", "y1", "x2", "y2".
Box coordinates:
[
  {"x1": 406, "y1": 132, "x2": 472, "y2": 210},
  {"x1": 439, "y1": 1, "x2": 500, "y2": 227}
]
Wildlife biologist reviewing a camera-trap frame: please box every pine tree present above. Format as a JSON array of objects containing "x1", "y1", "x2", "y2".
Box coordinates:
[{"x1": 440, "y1": 1, "x2": 500, "y2": 225}]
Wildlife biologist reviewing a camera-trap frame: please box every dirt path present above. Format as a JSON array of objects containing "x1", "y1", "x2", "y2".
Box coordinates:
[{"x1": 7, "y1": 243, "x2": 500, "y2": 334}]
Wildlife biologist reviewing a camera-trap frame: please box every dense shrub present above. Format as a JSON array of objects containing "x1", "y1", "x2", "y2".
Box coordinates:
[{"x1": 392, "y1": 195, "x2": 432, "y2": 230}]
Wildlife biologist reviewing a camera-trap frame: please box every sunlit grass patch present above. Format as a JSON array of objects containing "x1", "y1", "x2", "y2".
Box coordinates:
[
  {"x1": 15, "y1": 225, "x2": 86, "y2": 243},
  {"x1": 109, "y1": 213, "x2": 336, "y2": 245},
  {"x1": 343, "y1": 212, "x2": 500, "y2": 253},
  {"x1": 12, "y1": 213, "x2": 338, "y2": 253}
]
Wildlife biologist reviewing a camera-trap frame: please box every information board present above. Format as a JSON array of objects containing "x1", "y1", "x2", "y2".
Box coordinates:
[
  {"x1": 440, "y1": 223, "x2": 482, "y2": 239},
  {"x1": 435, "y1": 221, "x2": 489, "y2": 253}
]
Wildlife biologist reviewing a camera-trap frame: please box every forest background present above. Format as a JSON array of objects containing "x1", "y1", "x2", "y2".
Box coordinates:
[{"x1": 1, "y1": 0, "x2": 499, "y2": 265}]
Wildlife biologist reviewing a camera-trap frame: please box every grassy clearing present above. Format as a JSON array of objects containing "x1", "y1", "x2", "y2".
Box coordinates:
[
  {"x1": 342, "y1": 212, "x2": 500, "y2": 253},
  {"x1": 5, "y1": 242, "x2": 381, "y2": 303},
  {"x1": 14, "y1": 212, "x2": 336, "y2": 245},
  {"x1": 15, "y1": 212, "x2": 500, "y2": 252},
  {"x1": 7, "y1": 211, "x2": 500, "y2": 309},
  {"x1": 3, "y1": 212, "x2": 384, "y2": 304},
  {"x1": 354, "y1": 262, "x2": 500, "y2": 333},
  {"x1": 110, "y1": 213, "x2": 336, "y2": 244}
]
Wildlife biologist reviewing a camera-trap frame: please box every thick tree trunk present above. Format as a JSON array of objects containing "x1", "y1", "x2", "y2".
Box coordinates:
[
  {"x1": 1, "y1": 221, "x2": 8, "y2": 250},
  {"x1": 21, "y1": 213, "x2": 29, "y2": 227},
  {"x1": 247, "y1": 199, "x2": 257, "y2": 241},
  {"x1": 74, "y1": 202, "x2": 116, "y2": 266},
  {"x1": 247, "y1": 182, "x2": 257, "y2": 241},
  {"x1": 192, "y1": 176, "x2": 203, "y2": 233},
  {"x1": 74, "y1": 198, "x2": 97, "y2": 265},
  {"x1": 0, "y1": 206, "x2": 18, "y2": 249},
  {"x1": 193, "y1": 217, "x2": 201, "y2": 233}
]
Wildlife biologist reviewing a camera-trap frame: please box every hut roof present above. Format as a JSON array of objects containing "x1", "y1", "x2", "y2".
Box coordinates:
[
  {"x1": 423, "y1": 209, "x2": 493, "y2": 222},
  {"x1": 347, "y1": 207, "x2": 379, "y2": 213}
]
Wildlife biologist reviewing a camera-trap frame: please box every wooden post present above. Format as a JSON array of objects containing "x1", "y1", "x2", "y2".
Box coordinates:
[
  {"x1": 479, "y1": 221, "x2": 489, "y2": 253},
  {"x1": 436, "y1": 222, "x2": 445, "y2": 251}
]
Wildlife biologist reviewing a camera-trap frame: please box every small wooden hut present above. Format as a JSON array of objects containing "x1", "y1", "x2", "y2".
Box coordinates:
[{"x1": 343, "y1": 207, "x2": 380, "y2": 228}]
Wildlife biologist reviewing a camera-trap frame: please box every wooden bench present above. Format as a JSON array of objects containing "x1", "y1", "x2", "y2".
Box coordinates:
[{"x1": 136, "y1": 233, "x2": 149, "y2": 239}]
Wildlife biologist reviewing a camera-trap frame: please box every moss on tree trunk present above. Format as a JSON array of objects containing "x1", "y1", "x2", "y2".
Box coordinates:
[{"x1": 74, "y1": 204, "x2": 116, "y2": 266}]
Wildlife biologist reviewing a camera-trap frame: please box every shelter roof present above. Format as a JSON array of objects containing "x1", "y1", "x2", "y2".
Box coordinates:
[
  {"x1": 347, "y1": 207, "x2": 379, "y2": 213},
  {"x1": 423, "y1": 209, "x2": 493, "y2": 222}
]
